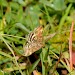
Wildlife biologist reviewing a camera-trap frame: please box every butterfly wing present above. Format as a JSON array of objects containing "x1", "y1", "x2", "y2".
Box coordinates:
[
  {"x1": 23, "y1": 26, "x2": 44, "y2": 56},
  {"x1": 23, "y1": 41, "x2": 44, "y2": 56}
]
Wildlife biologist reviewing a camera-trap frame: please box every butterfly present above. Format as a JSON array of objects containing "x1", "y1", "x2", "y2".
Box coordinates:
[{"x1": 23, "y1": 26, "x2": 44, "y2": 56}]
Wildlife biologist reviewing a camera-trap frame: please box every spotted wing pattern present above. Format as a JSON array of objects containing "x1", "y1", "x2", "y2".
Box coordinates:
[{"x1": 23, "y1": 26, "x2": 44, "y2": 56}]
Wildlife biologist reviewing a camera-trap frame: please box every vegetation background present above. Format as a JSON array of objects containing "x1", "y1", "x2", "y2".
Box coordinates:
[{"x1": 0, "y1": 0, "x2": 75, "y2": 75}]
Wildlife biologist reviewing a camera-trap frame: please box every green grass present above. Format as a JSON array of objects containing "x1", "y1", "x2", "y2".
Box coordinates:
[{"x1": 0, "y1": 0, "x2": 75, "y2": 75}]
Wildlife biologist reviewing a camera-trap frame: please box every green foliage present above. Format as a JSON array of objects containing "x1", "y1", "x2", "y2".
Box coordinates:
[
  {"x1": 40, "y1": 0, "x2": 66, "y2": 11},
  {"x1": 0, "y1": 70, "x2": 4, "y2": 75},
  {"x1": 0, "y1": 0, "x2": 75, "y2": 75}
]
